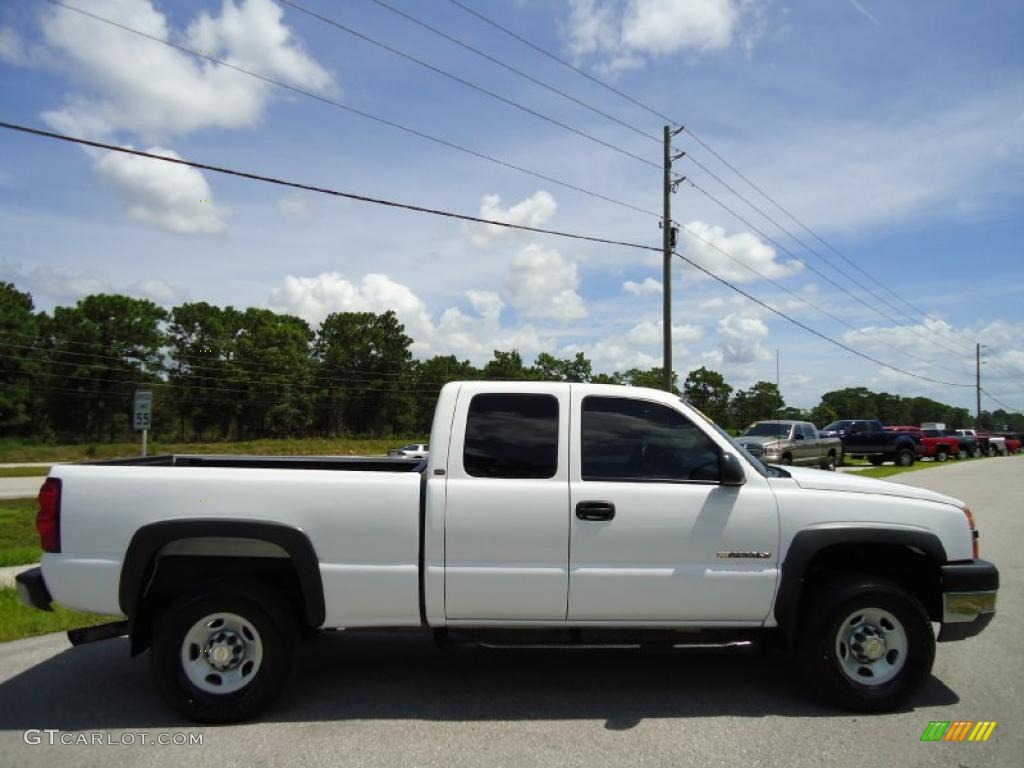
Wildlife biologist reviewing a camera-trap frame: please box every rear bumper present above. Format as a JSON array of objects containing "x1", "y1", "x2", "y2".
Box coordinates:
[
  {"x1": 15, "y1": 567, "x2": 53, "y2": 612},
  {"x1": 938, "y1": 559, "x2": 998, "y2": 642}
]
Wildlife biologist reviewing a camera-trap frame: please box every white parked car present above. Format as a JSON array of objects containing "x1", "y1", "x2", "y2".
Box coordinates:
[
  {"x1": 18, "y1": 382, "x2": 998, "y2": 722},
  {"x1": 387, "y1": 443, "x2": 429, "y2": 459}
]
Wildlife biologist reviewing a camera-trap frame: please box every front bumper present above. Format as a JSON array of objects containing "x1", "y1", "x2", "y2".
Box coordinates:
[
  {"x1": 937, "y1": 559, "x2": 998, "y2": 641},
  {"x1": 15, "y1": 567, "x2": 53, "y2": 611}
]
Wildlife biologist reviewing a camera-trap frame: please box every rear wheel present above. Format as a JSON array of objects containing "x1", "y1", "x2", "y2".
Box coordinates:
[
  {"x1": 895, "y1": 449, "x2": 915, "y2": 467},
  {"x1": 822, "y1": 453, "x2": 837, "y2": 471},
  {"x1": 957, "y1": 448, "x2": 968, "y2": 460},
  {"x1": 782, "y1": 453, "x2": 793, "y2": 466},
  {"x1": 150, "y1": 588, "x2": 298, "y2": 723},
  {"x1": 972, "y1": 447, "x2": 983, "y2": 459},
  {"x1": 798, "y1": 576, "x2": 934, "y2": 711}
]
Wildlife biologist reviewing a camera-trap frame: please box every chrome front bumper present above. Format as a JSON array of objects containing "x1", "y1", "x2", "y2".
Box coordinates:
[{"x1": 937, "y1": 559, "x2": 998, "y2": 642}]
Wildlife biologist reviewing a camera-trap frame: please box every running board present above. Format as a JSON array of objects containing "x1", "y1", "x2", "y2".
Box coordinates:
[
  {"x1": 474, "y1": 640, "x2": 755, "y2": 651},
  {"x1": 67, "y1": 620, "x2": 130, "y2": 646}
]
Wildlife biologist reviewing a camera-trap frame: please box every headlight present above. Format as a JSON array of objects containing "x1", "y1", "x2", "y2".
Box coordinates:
[{"x1": 763, "y1": 443, "x2": 781, "y2": 454}]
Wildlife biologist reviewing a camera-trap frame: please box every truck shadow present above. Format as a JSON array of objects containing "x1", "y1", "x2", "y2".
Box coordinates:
[{"x1": 0, "y1": 632, "x2": 959, "y2": 731}]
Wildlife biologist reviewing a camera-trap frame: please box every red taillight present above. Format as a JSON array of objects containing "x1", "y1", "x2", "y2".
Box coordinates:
[{"x1": 37, "y1": 477, "x2": 61, "y2": 553}]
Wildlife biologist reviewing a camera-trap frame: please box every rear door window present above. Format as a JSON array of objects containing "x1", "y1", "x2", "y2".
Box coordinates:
[{"x1": 463, "y1": 394, "x2": 559, "y2": 479}]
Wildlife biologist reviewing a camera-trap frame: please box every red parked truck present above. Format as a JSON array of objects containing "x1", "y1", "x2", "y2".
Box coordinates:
[{"x1": 885, "y1": 426, "x2": 961, "y2": 462}]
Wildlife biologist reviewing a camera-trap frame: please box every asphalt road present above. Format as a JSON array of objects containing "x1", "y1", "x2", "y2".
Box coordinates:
[{"x1": 0, "y1": 457, "x2": 1019, "y2": 768}]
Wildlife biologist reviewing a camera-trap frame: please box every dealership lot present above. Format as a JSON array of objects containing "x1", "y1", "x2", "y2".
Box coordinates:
[{"x1": 0, "y1": 457, "x2": 1019, "y2": 768}]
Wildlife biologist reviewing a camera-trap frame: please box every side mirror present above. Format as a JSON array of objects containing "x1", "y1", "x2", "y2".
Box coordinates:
[{"x1": 719, "y1": 452, "x2": 747, "y2": 486}]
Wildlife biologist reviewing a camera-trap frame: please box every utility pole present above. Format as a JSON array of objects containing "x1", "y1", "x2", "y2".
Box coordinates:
[
  {"x1": 976, "y1": 342, "x2": 982, "y2": 426},
  {"x1": 662, "y1": 125, "x2": 684, "y2": 392}
]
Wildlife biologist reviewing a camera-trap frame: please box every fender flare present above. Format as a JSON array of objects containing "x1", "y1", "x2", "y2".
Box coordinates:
[
  {"x1": 119, "y1": 518, "x2": 325, "y2": 628},
  {"x1": 774, "y1": 527, "x2": 946, "y2": 645}
]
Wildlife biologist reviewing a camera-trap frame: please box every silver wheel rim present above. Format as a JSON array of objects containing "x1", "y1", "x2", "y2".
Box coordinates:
[
  {"x1": 835, "y1": 607, "x2": 907, "y2": 686},
  {"x1": 181, "y1": 612, "x2": 263, "y2": 695}
]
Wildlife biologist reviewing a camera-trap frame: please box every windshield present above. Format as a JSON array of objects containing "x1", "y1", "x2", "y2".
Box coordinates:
[
  {"x1": 823, "y1": 420, "x2": 854, "y2": 432},
  {"x1": 684, "y1": 402, "x2": 772, "y2": 478},
  {"x1": 742, "y1": 422, "x2": 792, "y2": 438}
]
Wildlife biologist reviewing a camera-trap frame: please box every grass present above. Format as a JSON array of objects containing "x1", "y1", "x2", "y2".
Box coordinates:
[
  {"x1": 857, "y1": 461, "x2": 953, "y2": 479},
  {"x1": 0, "y1": 466, "x2": 50, "y2": 478},
  {"x1": 0, "y1": 436, "x2": 426, "y2": 464},
  {"x1": 0, "y1": 587, "x2": 115, "y2": 643},
  {"x1": 0, "y1": 498, "x2": 41, "y2": 567}
]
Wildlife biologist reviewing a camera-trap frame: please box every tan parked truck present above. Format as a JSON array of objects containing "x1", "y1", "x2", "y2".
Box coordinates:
[{"x1": 737, "y1": 420, "x2": 843, "y2": 470}]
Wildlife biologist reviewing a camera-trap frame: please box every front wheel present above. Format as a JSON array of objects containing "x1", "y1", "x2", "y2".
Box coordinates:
[
  {"x1": 798, "y1": 576, "x2": 935, "y2": 711},
  {"x1": 822, "y1": 453, "x2": 837, "y2": 471},
  {"x1": 150, "y1": 588, "x2": 298, "y2": 723},
  {"x1": 935, "y1": 449, "x2": 948, "y2": 462},
  {"x1": 895, "y1": 449, "x2": 915, "y2": 467}
]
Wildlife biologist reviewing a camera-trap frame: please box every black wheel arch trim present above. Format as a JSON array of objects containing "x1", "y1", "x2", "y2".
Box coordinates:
[
  {"x1": 119, "y1": 518, "x2": 326, "y2": 628},
  {"x1": 775, "y1": 527, "x2": 947, "y2": 646}
]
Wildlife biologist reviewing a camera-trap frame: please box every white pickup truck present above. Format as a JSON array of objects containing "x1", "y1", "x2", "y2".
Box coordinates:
[{"x1": 18, "y1": 382, "x2": 998, "y2": 722}]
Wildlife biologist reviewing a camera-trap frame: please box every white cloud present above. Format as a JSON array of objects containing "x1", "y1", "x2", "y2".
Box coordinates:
[
  {"x1": 267, "y1": 271, "x2": 554, "y2": 360},
  {"x1": 37, "y1": 0, "x2": 333, "y2": 142},
  {"x1": 678, "y1": 221, "x2": 803, "y2": 283},
  {"x1": 504, "y1": 244, "x2": 587, "y2": 320},
  {"x1": 268, "y1": 272, "x2": 435, "y2": 340},
  {"x1": 626, "y1": 319, "x2": 703, "y2": 346},
  {"x1": 277, "y1": 192, "x2": 311, "y2": 220},
  {"x1": 0, "y1": 260, "x2": 184, "y2": 306},
  {"x1": 717, "y1": 311, "x2": 772, "y2": 364},
  {"x1": 0, "y1": 26, "x2": 26, "y2": 64},
  {"x1": 468, "y1": 191, "x2": 557, "y2": 246},
  {"x1": 566, "y1": 0, "x2": 758, "y2": 73},
  {"x1": 623, "y1": 277, "x2": 662, "y2": 295},
  {"x1": 466, "y1": 290, "x2": 504, "y2": 323},
  {"x1": 94, "y1": 147, "x2": 229, "y2": 235}
]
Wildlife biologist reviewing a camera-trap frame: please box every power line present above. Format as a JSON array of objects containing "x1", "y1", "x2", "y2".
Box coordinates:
[
  {"x1": 0, "y1": 119, "x2": 974, "y2": 390},
  {"x1": 0, "y1": 121, "x2": 657, "y2": 253},
  {"x1": 0, "y1": 334, "x2": 479, "y2": 389},
  {"x1": 982, "y1": 389, "x2": 1023, "y2": 414},
  {"x1": 671, "y1": 249, "x2": 972, "y2": 389},
  {"x1": 445, "y1": 0, "x2": 978, "y2": 355},
  {"x1": 279, "y1": 0, "x2": 660, "y2": 170},
  {"x1": 669, "y1": 224, "x2": 975, "y2": 381},
  {"x1": 44, "y1": 0, "x2": 656, "y2": 219},
  {"x1": 682, "y1": 178, "x2": 977, "y2": 366},
  {"x1": 363, "y1": 0, "x2": 660, "y2": 145}
]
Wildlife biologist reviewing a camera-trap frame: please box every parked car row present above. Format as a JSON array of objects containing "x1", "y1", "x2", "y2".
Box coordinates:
[{"x1": 739, "y1": 418, "x2": 1023, "y2": 470}]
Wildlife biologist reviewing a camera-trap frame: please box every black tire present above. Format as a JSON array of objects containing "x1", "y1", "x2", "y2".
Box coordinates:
[
  {"x1": 957, "y1": 448, "x2": 968, "y2": 461},
  {"x1": 895, "y1": 449, "x2": 914, "y2": 467},
  {"x1": 149, "y1": 587, "x2": 298, "y2": 723},
  {"x1": 822, "y1": 452, "x2": 837, "y2": 471},
  {"x1": 868, "y1": 457, "x2": 884, "y2": 466},
  {"x1": 798, "y1": 576, "x2": 935, "y2": 712},
  {"x1": 935, "y1": 449, "x2": 948, "y2": 462},
  {"x1": 782, "y1": 453, "x2": 793, "y2": 466},
  {"x1": 972, "y1": 448, "x2": 982, "y2": 459}
]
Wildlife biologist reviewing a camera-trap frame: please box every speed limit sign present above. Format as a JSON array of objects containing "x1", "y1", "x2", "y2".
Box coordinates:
[{"x1": 133, "y1": 390, "x2": 153, "y2": 432}]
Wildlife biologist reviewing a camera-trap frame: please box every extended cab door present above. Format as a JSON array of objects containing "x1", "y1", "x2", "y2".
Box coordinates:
[
  {"x1": 567, "y1": 389, "x2": 780, "y2": 622},
  {"x1": 443, "y1": 384, "x2": 570, "y2": 620}
]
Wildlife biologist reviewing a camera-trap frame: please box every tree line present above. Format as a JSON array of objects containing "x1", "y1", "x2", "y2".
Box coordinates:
[{"x1": 2, "y1": 283, "x2": 1019, "y2": 444}]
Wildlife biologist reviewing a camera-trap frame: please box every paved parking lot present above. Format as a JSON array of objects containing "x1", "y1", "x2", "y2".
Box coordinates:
[{"x1": 0, "y1": 457, "x2": 1019, "y2": 768}]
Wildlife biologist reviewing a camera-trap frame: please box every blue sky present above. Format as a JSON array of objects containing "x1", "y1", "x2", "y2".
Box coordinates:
[{"x1": 1, "y1": 0, "x2": 1022, "y2": 412}]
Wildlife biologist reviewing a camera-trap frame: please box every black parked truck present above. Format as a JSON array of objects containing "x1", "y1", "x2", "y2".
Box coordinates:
[{"x1": 820, "y1": 419, "x2": 924, "y2": 467}]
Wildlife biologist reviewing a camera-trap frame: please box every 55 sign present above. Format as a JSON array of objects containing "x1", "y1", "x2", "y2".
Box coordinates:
[{"x1": 133, "y1": 390, "x2": 153, "y2": 432}]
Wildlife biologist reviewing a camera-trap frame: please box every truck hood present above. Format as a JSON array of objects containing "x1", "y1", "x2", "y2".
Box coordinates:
[
  {"x1": 781, "y1": 465, "x2": 964, "y2": 507},
  {"x1": 738, "y1": 436, "x2": 783, "y2": 447}
]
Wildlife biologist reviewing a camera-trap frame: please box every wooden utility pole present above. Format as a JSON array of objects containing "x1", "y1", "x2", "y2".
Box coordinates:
[
  {"x1": 976, "y1": 342, "x2": 982, "y2": 425},
  {"x1": 662, "y1": 125, "x2": 684, "y2": 392}
]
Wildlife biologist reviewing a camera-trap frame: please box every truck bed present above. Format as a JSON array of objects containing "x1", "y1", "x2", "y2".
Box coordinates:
[{"x1": 87, "y1": 454, "x2": 426, "y2": 472}]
